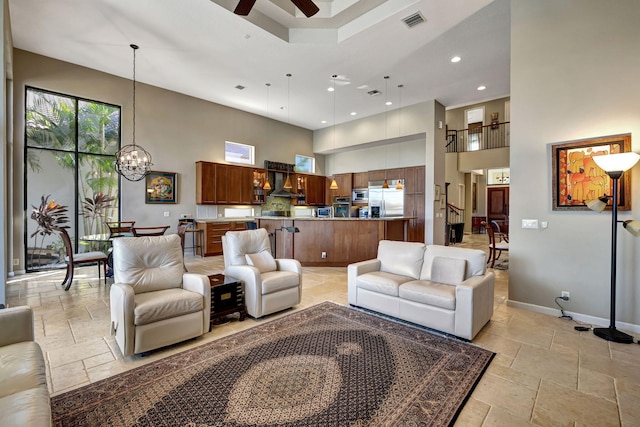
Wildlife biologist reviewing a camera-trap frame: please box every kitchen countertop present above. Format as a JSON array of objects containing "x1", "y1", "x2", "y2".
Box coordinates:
[{"x1": 196, "y1": 216, "x2": 413, "y2": 222}]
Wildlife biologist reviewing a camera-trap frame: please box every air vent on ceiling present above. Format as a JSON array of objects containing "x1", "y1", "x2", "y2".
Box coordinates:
[
  {"x1": 235, "y1": 85, "x2": 246, "y2": 90},
  {"x1": 402, "y1": 12, "x2": 425, "y2": 28},
  {"x1": 367, "y1": 89, "x2": 381, "y2": 96}
]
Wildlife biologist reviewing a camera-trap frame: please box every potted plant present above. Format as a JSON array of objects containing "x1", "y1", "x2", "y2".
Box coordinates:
[{"x1": 29, "y1": 195, "x2": 69, "y2": 268}]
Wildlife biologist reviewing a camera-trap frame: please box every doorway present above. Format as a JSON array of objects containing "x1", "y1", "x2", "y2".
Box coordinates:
[{"x1": 487, "y1": 187, "x2": 509, "y2": 234}]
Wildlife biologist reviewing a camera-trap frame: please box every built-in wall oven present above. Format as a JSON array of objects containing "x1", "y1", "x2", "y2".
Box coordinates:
[{"x1": 352, "y1": 189, "x2": 368, "y2": 204}]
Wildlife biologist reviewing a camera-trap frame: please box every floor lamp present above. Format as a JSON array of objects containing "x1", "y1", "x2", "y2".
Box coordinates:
[{"x1": 588, "y1": 152, "x2": 640, "y2": 343}]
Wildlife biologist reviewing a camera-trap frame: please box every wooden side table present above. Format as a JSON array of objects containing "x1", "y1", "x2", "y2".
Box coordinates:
[{"x1": 207, "y1": 274, "x2": 247, "y2": 327}]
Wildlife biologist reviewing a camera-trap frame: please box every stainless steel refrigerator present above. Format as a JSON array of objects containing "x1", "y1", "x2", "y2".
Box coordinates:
[{"x1": 368, "y1": 180, "x2": 404, "y2": 217}]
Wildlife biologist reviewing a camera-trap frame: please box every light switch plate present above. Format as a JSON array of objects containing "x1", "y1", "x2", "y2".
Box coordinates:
[{"x1": 522, "y1": 219, "x2": 538, "y2": 229}]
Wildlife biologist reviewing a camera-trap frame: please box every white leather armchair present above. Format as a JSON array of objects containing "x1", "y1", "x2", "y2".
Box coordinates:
[
  {"x1": 222, "y1": 228, "x2": 302, "y2": 318},
  {"x1": 110, "y1": 234, "x2": 211, "y2": 357}
]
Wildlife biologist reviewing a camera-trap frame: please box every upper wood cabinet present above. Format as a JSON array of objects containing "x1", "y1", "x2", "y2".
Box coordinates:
[
  {"x1": 353, "y1": 172, "x2": 368, "y2": 189},
  {"x1": 368, "y1": 169, "x2": 386, "y2": 182},
  {"x1": 305, "y1": 175, "x2": 326, "y2": 206},
  {"x1": 333, "y1": 173, "x2": 352, "y2": 198},
  {"x1": 385, "y1": 168, "x2": 404, "y2": 180},
  {"x1": 196, "y1": 161, "x2": 216, "y2": 204},
  {"x1": 404, "y1": 166, "x2": 425, "y2": 195},
  {"x1": 196, "y1": 161, "x2": 265, "y2": 205}
]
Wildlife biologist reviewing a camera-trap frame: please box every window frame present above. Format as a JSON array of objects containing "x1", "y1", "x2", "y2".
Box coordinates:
[{"x1": 225, "y1": 141, "x2": 255, "y2": 165}]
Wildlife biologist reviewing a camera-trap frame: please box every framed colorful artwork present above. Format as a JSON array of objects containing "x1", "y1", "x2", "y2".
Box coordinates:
[
  {"x1": 145, "y1": 171, "x2": 177, "y2": 204},
  {"x1": 551, "y1": 134, "x2": 631, "y2": 211}
]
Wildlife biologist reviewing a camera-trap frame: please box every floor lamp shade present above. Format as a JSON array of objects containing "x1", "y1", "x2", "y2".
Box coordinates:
[{"x1": 591, "y1": 152, "x2": 639, "y2": 344}]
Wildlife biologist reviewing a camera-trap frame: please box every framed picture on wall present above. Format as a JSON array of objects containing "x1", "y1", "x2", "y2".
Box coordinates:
[
  {"x1": 145, "y1": 171, "x2": 178, "y2": 204},
  {"x1": 551, "y1": 134, "x2": 632, "y2": 211}
]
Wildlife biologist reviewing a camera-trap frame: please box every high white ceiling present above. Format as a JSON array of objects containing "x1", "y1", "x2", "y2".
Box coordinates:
[{"x1": 8, "y1": 0, "x2": 510, "y2": 131}]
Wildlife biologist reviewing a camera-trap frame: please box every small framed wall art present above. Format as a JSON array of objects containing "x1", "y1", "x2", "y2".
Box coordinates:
[
  {"x1": 145, "y1": 171, "x2": 177, "y2": 204},
  {"x1": 551, "y1": 134, "x2": 631, "y2": 211}
]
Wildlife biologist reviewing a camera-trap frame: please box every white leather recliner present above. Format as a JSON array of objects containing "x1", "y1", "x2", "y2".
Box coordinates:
[
  {"x1": 110, "y1": 234, "x2": 211, "y2": 357},
  {"x1": 222, "y1": 228, "x2": 302, "y2": 318}
]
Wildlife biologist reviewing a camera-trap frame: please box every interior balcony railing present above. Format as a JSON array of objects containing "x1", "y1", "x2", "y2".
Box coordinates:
[{"x1": 446, "y1": 121, "x2": 510, "y2": 153}]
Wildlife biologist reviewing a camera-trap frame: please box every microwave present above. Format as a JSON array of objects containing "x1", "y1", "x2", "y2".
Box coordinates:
[
  {"x1": 352, "y1": 189, "x2": 368, "y2": 203},
  {"x1": 316, "y1": 207, "x2": 333, "y2": 218}
]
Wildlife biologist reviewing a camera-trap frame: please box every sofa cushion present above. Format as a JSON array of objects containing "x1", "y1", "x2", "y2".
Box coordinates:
[
  {"x1": 261, "y1": 271, "x2": 300, "y2": 294},
  {"x1": 0, "y1": 341, "x2": 47, "y2": 398},
  {"x1": 245, "y1": 251, "x2": 277, "y2": 273},
  {"x1": 134, "y1": 288, "x2": 203, "y2": 326},
  {"x1": 377, "y1": 240, "x2": 426, "y2": 280},
  {"x1": 399, "y1": 280, "x2": 456, "y2": 310},
  {"x1": 430, "y1": 256, "x2": 466, "y2": 285},
  {"x1": 0, "y1": 387, "x2": 51, "y2": 427},
  {"x1": 356, "y1": 271, "x2": 413, "y2": 297},
  {"x1": 421, "y1": 245, "x2": 486, "y2": 281}
]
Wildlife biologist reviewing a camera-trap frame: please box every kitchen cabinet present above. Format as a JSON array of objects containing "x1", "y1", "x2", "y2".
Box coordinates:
[
  {"x1": 196, "y1": 221, "x2": 247, "y2": 256},
  {"x1": 353, "y1": 172, "x2": 369, "y2": 189},
  {"x1": 333, "y1": 173, "x2": 352, "y2": 198},
  {"x1": 403, "y1": 166, "x2": 425, "y2": 194},
  {"x1": 304, "y1": 175, "x2": 326, "y2": 206},
  {"x1": 368, "y1": 169, "x2": 386, "y2": 182},
  {"x1": 404, "y1": 166, "x2": 426, "y2": 243},
  {"x1": 196, "y1": 161, "x2": 216, "y2": 204},
  {"x1": 385, "y1": 168, "x2": 404, "y2": 180},
  {"x1": 405, "y1": 193, "x2": 425, "y2": 242},
  {"x1": 196, "y1": 161, "x2": 265, "y2": 205}
]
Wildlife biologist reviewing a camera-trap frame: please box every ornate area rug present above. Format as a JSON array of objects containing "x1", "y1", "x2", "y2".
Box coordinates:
[{"x1": 51, "y1": 302, "x2": 494, "y2": 426}]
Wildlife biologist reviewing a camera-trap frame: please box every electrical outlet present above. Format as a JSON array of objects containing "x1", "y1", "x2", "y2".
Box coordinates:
[
  {"x1": 321, "y1": 251, "x2": 327, "y2": 259},
  {"x1": 561, "y1": 291, "x2": 570, "y2": 301},
  {"x1": 13, "y1": 258, "x2": 19, "y2": 266},
  {"x1": 164, "y1": 211, "x2": 170, "y2": 217}
]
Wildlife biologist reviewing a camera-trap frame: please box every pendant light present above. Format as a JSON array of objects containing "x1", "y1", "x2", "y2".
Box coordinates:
[
  {"x1": 115, "y1": 44, "x2": 153, "y2": 182},
  {"x1": 283, "y1": 73, "x2": 293, "y2": 189},
  {"x1": 395, "y1": 83, "x2": 404, "y2": 190},
  {"x1": 329, "y1": 74, "x2": 339, "y2": 191},
  {"x1": 382, "y1": 75, "x2": 390, "y2": 189},
  {"x1": 263, "y1": 82, "x2": 272, "y2": 191}
]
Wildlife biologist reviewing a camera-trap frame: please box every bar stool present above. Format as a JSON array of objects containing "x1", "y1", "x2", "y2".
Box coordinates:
[{"x1": 178, "y1": 219, "x2": 202, "y2": 256}]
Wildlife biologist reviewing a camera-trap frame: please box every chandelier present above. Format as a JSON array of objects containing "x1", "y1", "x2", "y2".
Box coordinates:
[{"x1": 115, "y1": 44, "x2": 153, "y2": 182}]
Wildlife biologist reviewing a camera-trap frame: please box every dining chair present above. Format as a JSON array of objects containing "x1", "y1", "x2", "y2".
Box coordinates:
[
  {"x1": 490, "y1": 220, "x2": 509, "y2": 242},
  {"x1": 482, "y1": 221, "x2": 508, "y2": 268},
  {"x1": 131, "y1": 226, "x2": 170, "y2": 237},
  {"x1": 57, "y1": 227, "x2": 108, "y2": 291},
  {"x1": 105, "y1": 221, "x2": 135, "y2": 238}
]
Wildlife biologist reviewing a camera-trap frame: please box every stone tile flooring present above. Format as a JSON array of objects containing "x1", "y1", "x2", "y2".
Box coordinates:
[{"x1": 6, "y1": 234, "x2": 640, "y2": 426}]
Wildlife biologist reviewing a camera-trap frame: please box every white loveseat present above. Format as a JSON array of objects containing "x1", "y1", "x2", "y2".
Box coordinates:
[
  {"x1": 348, "y1": 240, "x2": 494, "y2": 340},
  {"x1": 0, "y1": 306, "x2": 51, "y2": 426}
]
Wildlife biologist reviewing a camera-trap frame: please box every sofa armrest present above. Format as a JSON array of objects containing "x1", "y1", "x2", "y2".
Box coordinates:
[
  {"x1": 347, "y1": 259, "x2": 381, "y2": 305},
  {"x1": 110, "y1": 283, "x2": 136, "y2": 357},
  {"x1": 224, "y1": 265, "x2": 262, "y2": 318},
  {"x1": 454, "y1": 272, "x2": 495, "y2": 340},
  {"x1": 275, "y1": 258, "x2": 302, "y2": 275},
  {"x1": 0, "y1": 306, "x2": 34, "y2": 346},
  {"x1": 182, "y1": 273, "x2": 211, "y2": 333}
]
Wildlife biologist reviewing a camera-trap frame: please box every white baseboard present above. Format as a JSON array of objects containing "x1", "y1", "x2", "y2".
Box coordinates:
[{"x1": 507, "y1": 299, "x2": 640, "y2": 335}]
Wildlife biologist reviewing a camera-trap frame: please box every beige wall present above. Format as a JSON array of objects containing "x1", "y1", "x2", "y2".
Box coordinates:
[
  {"x1": 510, "y1": 0, "x2": 640, "y2": 329},
  {"x1": 11, "y1": 49, "x2": 318, "y2": 272}
]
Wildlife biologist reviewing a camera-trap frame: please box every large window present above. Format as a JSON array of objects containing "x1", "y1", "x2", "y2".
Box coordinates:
[{"x1": 25, "y1": 87, "x2": 121, "y2": 271}]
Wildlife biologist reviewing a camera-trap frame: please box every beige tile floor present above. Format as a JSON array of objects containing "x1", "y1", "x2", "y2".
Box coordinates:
[{"x1": 6, "y1": 234, "x2": 640, "y2": 426}]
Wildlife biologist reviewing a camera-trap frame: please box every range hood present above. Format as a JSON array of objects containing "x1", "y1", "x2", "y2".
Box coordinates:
[{"x1": 269, "y1": 171, "x2": 297, "y2": 198}]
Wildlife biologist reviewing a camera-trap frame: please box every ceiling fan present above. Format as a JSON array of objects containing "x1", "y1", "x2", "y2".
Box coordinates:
[{"x1": 234, "y1": 0, "x2": 320, "y2": 17}]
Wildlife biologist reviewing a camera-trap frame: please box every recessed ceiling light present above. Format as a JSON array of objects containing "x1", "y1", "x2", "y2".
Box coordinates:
[
  {"x1": 356, "y1": 85, "x2": 369, "y2": 90},
  {"x1": 327, "y1": 87, "x2": 335, "y2": 92},
  {"x1": 477, "y1": 85, "x2": 486, "y2": 91},
  {"x1": 321, "y1": 120, "x2": 327, "y2": 124},
  {"x1": 385, "y1": 101, "x2": 393, "y2": 106},
  {"x1": 451, "y1": 56, "x2": 461, "y2": 63},
  {"x1": 350, "y1": 112, "x2": 357, "y2": 116}
]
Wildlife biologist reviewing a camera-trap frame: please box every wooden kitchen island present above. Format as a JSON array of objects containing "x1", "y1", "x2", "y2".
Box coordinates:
[{"x1": 257, "y1": 217, "x2": 410, "y2": 267}]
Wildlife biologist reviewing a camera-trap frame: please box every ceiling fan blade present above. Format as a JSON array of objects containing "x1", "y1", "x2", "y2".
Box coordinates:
[
  {"x1": 234, "y1": 0, "x2": 256, "y2": 16},
  {"x1": 291, "y1": 0, "x2": 320, "y2": 17}
]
